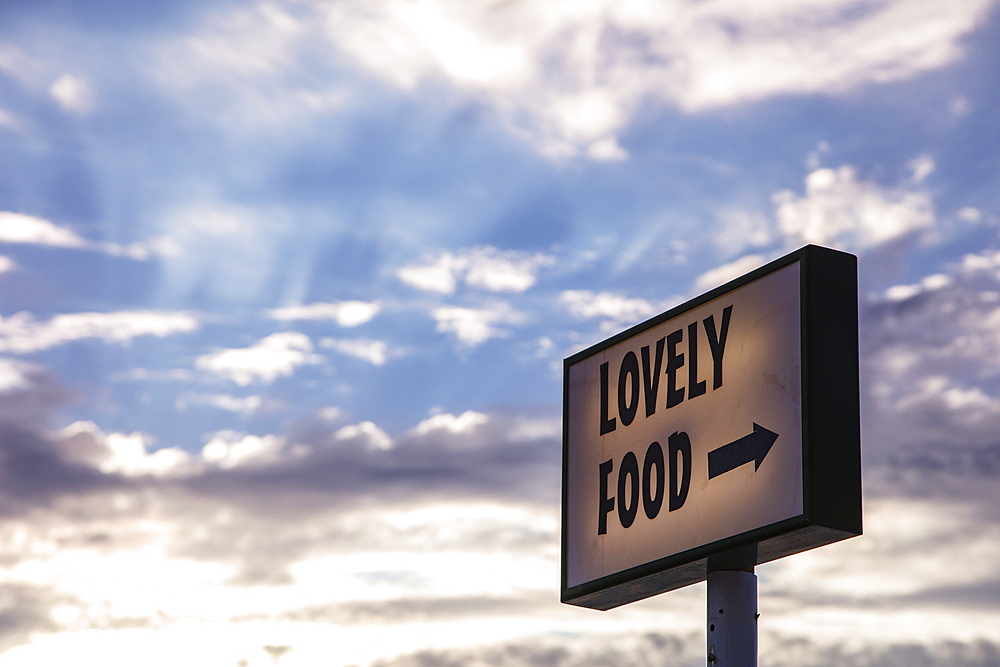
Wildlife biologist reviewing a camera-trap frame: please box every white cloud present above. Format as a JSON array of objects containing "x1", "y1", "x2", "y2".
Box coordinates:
[
  {"x1": 0, "y1": 106, "x2": 19, "y2": 131},
  {"x1": 320, "y1": 338, "x2": 398, "y2": 366},
  {"x1": 174, "y1": 393, "x2": 265, "y2": 416},
  {"x1": 0, "y1": 211, "x2": 152, "y2": 259},
  {"x1": 560, "y1": 290, "x2": 659, "y2": 325},
  {"x1": 334, "y1": 421, "x2": 393, "y2": 450},
  {"x1": 48, "y1": 74, "x2": 93, "y2": 114},
  {"x1": 883, "y1": 273, "x2": 953, "y2": 302},
  {"x1": 56, "y1": 421, "x2": 193, "y2": 478},
  {"x1": 152, "y1": 0, "x2": 993, "y2": 158},
  {"x1": 773, "y1": 166, "x2": 935, "y2": 249},
  {"x1": 398, "y1": 252, "x2": 463, "y2": 294},
  {"x1": 0, "y1": 357, "x2": 34, "y2": 392},
  {"x1": 398, "y1": 246, "x2": 554, "y2": 294},
  {"x1": 431, "y1": 304, "x2": 523, "y2": 346},
  {"x1": 412, "y1": 410, "x2": 489, "y2": 436},
  {"x1": 317, "y1": 0, "x2": 991, "y2": 157},
  {"x1": 268, "y1": 301, "x2": 381, "y2": 327},
  {"x1": 463, "y1": 247, "x2": 555, "y2": 292},
  {"x1": 507, "y1": 416, "x2": 561, "y2": 442},
  {"x1": 154, "y1": 0, "x2": 991, "y2": 159},
  {"x1": 196, "y1": 332, "x2": 322, "y2": 386},
  {"x1": 694, "y1": 254, "x2": 767, "y2": 292},
  {"x1": 959, "y1": 248, "x2": 1000, "y2": 277},
  {"x1": 0, "y1": 211, "x2": 90, "y2": 248},
  {"x1": 153, "y1": 2, "x2": 347, "y2": 128},
  {"x1": 0, "y1": 255, "x2": 15, "y2": 273},
  {"x1": 957, "y1": 206, "x2": 982, "y2": 223},
  {"x1": 909, "y1": 154, "x2": 936, "y2": 182},
  {"x1": 714, "y1": 209, "x2": 774, "y2": 257},
  {"x1": 202, "y1": 430, "x2": 285, "y2": 468},
  {"x1": 0, "y1": 310, "x2": 199, "y2": 354}
]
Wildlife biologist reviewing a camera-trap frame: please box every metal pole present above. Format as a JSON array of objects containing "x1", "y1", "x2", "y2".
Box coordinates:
[{"x1": 707, "y1": 569, "x2": 757, "y2": 667}]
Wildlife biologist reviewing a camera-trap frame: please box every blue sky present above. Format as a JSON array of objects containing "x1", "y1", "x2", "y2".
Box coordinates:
[{"x1": 1, "y1": 0, "x2": 1000, "y2": 665}]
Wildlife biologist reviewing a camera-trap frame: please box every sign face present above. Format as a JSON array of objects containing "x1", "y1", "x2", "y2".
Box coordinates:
[{"x1": 561, "y1": 245, "x2": 861, "y2": 610}]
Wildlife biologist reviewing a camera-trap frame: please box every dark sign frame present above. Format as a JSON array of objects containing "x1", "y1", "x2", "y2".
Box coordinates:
[{"x1": 561, "y1": 244, "x2": 862, "y2": 610}]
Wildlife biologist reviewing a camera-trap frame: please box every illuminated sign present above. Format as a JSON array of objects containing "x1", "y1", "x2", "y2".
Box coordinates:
[{"x1": 561, "y1": 245, "x2": 861, "y2": 610}]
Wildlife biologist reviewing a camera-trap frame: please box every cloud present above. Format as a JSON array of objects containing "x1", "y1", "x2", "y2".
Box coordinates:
[
  {"x1": 370, "y1": 633, "x2": 1000, "y2": 667},
  {"x1": 0, "y1": 212, "x2": 93, "y2": 248},
  {"x1": 858, "y1": 249, "x2": 1000, "y2": 469},
  {"x1": 694, "y1": 254, "x2": 766, "y2": 292},
  {"x1": 334, "y1": 421, "x2": 393, "y2": 451},
  {"x1": 196, "y1": 332, "x2": 322, "y2": 386},
  {"x1": 317, "y1": 0, "x2": 991, "y2": 157},
  {"x1": 148, "y1": 0, "x2": 993, "y2": 161},
  {"x1": 173, "y1": 393, "x2": 267, "y2": 416},
  {"x1": 713, "y1": 209, "x2": 774, "y2": 257},
  {"x1": 0, "y1": 359, "x2": 997, "y2": 666},
  {"x1": 560, "y1": 290, "x2": 666, "y2": 332},
  {"x1": 0, "y1": 310, "x2": 199, "y2": 355},
  {"x1": 398, "y1": 246, "x2": 554, "y2": 294},
  {"x1": 56, "y1": 421, "x2": 193, "y2": 478},
  {"x1": 773, "y1": 166, "x2": 935, "y2": 250},
  {"x1": 201, "y1": 430, "x2": 286, "y2": 469},
  {"x1": 412, "y1": 410, "x2": 489, "y2": 437},
  {"x1": 48, "y1": 74, "x2": 93, "y2": 114},
  {"x1": 431, "y1": 304, "x2": 524, "y2": 346},
  {"x1": 0, "y1": 212, "x2": 152, "y2": 259},
  {"x1": 0, "y1": 358, "x2": 73, "y2": 428},
  {"x1": 883, "y1": 274, "x2": 953, "y2": 302},
  {"x1": 0, "y1": 357, "x2": 33, "y2": 393},
  {"x1": 320, "y1": 338, "x2": 399, "y2": 366},
  {"x1": 268, "y1": 301, "x2": 381, "y2": 327},
  {"x1": 910, "y1": 154, "x2": 936, "y2": 183}
]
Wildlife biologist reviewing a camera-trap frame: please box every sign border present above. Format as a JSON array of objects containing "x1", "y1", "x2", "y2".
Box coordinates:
[{"x1": 561, "y1": 244, "x2": 862, "y2": 610}]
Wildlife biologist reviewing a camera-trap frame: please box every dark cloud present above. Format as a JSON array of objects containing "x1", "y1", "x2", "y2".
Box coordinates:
[
  {"x1": 856, "y1": 252, "x2": 1000, "y2": 499},
  {"x1": 0, "y1": 424, "x2": 123, "y2": 513},
  {"x1": 0, "y1": 583, "x2": 58, "y2": 653},
  {"x1": 0, "y1": 360, "x2": 72, "y2": 428},
  {"x1": 372, "y1": 633, "x2": 702, "y2": 667},
  {"x1": 767, "y1": 637, "x2": 1000, "y2": 667},
  {"x1": 0, "y1": 360, "x2": 125, "y2": 514},
  {"x1": 374, "y1": 634, "x2": 1000, "y2": 667},
  {"x1": 893, "y1": 578, "x2": 1000, "y2": 610},
  {"x1": 182, "y1": 414, "x2": 561, "y2": 510},
  {"x1": 267, "y1": 594, "x2": 549, "y2": 624}
]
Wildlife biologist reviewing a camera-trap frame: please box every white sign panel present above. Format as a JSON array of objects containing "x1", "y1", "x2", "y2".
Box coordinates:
[{"x1": 561, "y1": 246, "x2": 861, "y2": 610}]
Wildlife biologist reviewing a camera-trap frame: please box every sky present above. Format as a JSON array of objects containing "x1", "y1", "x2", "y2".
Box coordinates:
[{"x1": 0, "y1": 0, "x2": 1000, "y2": 665}]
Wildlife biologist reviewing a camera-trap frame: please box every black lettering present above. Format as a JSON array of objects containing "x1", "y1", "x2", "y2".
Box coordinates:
[
  {"x1": 618, "y1": 352, "x2": 640, "y2": 427},
  {"x1": 665, "y1": 329, "x2": 685, "y2": 408},
  {"x1": 598, "y1": 459, "x2": 615, "y2": 535},
  {"x1": 687, "y1": 322, "x2": 707, "y2": 399},
  {"x1": 641, "y1": 338, "x2": 665, "y2": 417},
  {"x1": 600, "y1": 362, "x2": 616, "y2": 434},
  {"x1": 668, "y1": 431, "x2": 692, "y2": 511},
  {"x1": 617, "y1": 451, "x2": 639, "y2": 528},
  {"x1": 704, "y1": 305, "x2": 733, "y2": 390},
  {"x1": 642, "y1": 441, "x2": 665, "y2": 520}
]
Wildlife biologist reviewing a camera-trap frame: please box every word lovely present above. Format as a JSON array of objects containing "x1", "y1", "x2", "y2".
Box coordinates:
[
  {"x1": 599, "y1": 305, "x2": 732, "y2": 434},
  {"x1": 596, "y1": 305, "x2": 732, "y2": 535}
]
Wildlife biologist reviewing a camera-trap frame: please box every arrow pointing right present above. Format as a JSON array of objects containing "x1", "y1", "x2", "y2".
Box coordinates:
[{"x1": 707, "y1": 423, "x2": 779, "y2": 480}]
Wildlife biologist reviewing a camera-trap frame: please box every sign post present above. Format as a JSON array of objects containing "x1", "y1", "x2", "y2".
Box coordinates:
[{"x1": 561, "y1": 245, "x2": 861, "y2": 665}]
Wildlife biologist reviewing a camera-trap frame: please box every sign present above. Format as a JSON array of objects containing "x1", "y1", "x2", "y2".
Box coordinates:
[{"x1": 561, "y1": 245, "x2": 861, "y2": 610}]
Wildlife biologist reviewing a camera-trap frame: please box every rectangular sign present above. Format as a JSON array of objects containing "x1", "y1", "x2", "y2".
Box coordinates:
[{"x1": 561, "y1": 245, "x2": 861, "y2": 610}]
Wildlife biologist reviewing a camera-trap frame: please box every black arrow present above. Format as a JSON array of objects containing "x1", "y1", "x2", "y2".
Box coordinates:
[{"x1": 707, "y1": 423, "x2": 779, "y2": 479}]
